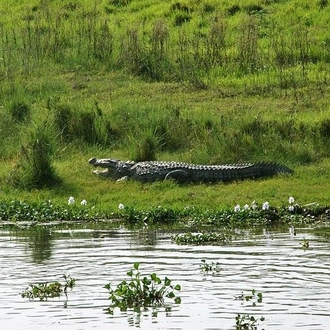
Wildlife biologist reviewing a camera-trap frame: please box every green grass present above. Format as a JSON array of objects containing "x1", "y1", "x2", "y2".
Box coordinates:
[{"x1": 1, "y1": 0, "x2": 330, "y2": 214}]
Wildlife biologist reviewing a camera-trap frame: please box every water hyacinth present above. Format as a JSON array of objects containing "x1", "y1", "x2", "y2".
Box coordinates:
[
  {"x1": 234, "y1": 204, "x2": 241, "y2": 212},
  {"x1": 81, "y1": 199, "x2": 87, "y2": 206},
  {"x1": 118, "y1": 203, "x2": 125, "y2": 210},
  {"x1": 251, "y1": 201, "x2": 257, "y2": 210},
  {"x1": 262, "y1": 201, "x2": 270, "y2": 211},
  {"x1": 288, "y1": 196, "x2": 295, "y2": 204},
  {"x1": 68, "y1": 196, "x2": 75, "y2": 205},
  {"x1": 288, "y1": 196, "x2": 295, "y2": 211},
  {"x1": 243, "y1": 204, "x2": 250, "y2": 211}
]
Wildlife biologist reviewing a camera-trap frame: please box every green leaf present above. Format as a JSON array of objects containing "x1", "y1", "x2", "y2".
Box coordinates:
[
  {"x1": 174, "y1": 297, "x2": 181, "y2": 304},
  {"x1": 164, "y1": 277, "x2": 171, "y2": 286},
  {"x1": 167, "y1": 292, "x2": 175, "y2": 298},
  {"x1": 127, "y1": 270, "x2": 133, "y2": 277},
  {"x1": 150, "y1": 273, "x2": 157, "y2": 281},
  {"x1": 174, "y1": 284, "x2": 181, "y2": 291},
  {"x1": 133, "y1": 262, "x2": 140, "y2": 270}
]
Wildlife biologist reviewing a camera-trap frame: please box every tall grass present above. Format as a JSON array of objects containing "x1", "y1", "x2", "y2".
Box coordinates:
[
  {"x1": 1, "y1": 0, "x2": 329, "y2": 89},
  {"x1": 1, "y1": 0, "x2": 330, "y2": 193},
  {"x1": 9, "y1": 122, "x2": 60, "y2": 189},
  {"x1": 47, "y1": 98, "x2": 120, "y2": 147},
  {"x1": 2, "y1": 94, "x2": 330, "y2": 174}
]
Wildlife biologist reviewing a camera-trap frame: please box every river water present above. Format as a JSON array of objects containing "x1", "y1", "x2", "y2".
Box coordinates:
[{"x1": 1, "y1": 225, "x2": 330, "y2": 330}]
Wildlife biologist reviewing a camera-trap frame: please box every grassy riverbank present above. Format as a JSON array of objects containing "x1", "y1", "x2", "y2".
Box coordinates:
[{"x1": 1, "y1": 0, "x2": 330, "y2": 217}]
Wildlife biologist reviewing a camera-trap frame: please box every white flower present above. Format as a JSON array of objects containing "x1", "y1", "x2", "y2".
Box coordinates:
[
  {"x1": 288, "y1": 196, "x2": 295, "y2": 204},
  {"x1": 288, "y1": 205, "x2": 294, "y2": 212},
  {"x1": 262, "y1": 201, "x2": 270, "y2": 210},
  {"x1": 243, "y1": 204, "x2": 250, "y2": 211},
  {"x1": 118, "y1": 203, "x2": 125, "y2": 210},
  {"x1": 81, "y1": 199, "x2": 87, "y2": 206},
  {"x1": 251, "y1": 200, "x2": 257, "y2": 210},
  {"x1": 234, "y1": 204, "x2": 241, "y2": 212},
  {"x1": 68, "y1": 196, "x2": 75, "y2": 205}
]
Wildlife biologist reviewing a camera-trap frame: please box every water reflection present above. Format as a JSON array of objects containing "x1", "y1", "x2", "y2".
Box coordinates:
[
  {"x1": 27, "y1": 227, "x2": 53, "y2": 263},
  {"x1": 129, "y1": 228, "x2": 158, "y2": 246}
]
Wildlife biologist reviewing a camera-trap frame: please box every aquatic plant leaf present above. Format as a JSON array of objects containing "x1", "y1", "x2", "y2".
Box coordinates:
[
  {"x1": 174, "y1": 297, "x2": 181, "y2": 304},
  {"x1": 174, "y1": 284, "x2": 181, "y2": 291},
  {"x1": 133, "y1": 262, "x2": 140, "y2": 270},
  {"x1": 164, "y1": 277, "x2": 171, "y2": 286}
]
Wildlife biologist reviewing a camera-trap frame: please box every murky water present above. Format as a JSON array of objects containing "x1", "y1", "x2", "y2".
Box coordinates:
[{"x1": 1, "y1": 225, "x2": 330, "y2": 330}]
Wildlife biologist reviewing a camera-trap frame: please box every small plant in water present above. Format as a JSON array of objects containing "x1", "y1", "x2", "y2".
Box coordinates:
[
  {"x1": 104, "y1": 262, "x2": 181, "y2": 314},
  {"x1": 199, "y1": 259, "x2": 221, "y2": 274},
  {"x1": 300, "y1": 237, "x2": 310, "y2": 250},
  {"x1": 235, "y1": 313, "x2": 265, "y2": 330},
  {"x1": 21, "y1": 274, "x2": 76, "y2": 301},
  {"x1": 234, "y1": 289, "x2": 264, "y2": 329},
  {"x1": 234, "y1": 289, "x2": 263, "y2": 306}
]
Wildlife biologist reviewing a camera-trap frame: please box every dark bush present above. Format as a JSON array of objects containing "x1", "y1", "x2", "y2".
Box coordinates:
[
  {"x1": 244, "y1": 4, "x2": 264, "y2": 15},
  {"x1": 174, "y1": 13, "x2": 191, "y2": 26},
  {"x1": 226, "y1": 5, "x2": 240, "y2": 16},
  {"x1": 318, "y1": 0, "x2": 329, "y2": 9},
  {"x1": 108, "y1": 0, "x2": 131, "y2": 7},
  {"x1": 170, "y1": 2, "x2": 191, "y2": 13},
  {"x1": 9, "y1": 102, "x2": 31, "y2": 123},
  {"x1": 319, "y1": 118, "x2": 330, "y2": 138},
  {"x1": 9, "y1": 124, "x2": 60, "y2": 189}
]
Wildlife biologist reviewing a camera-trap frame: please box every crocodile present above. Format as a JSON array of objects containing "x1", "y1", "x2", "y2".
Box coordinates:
[{"x1": 88, "y1": 157, "x2": 293, "y2": 184}]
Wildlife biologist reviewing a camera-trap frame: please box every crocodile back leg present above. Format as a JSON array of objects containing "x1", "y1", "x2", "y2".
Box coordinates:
[{"x1": 164, "y1": 169, "x2": 190, "y2": 183}]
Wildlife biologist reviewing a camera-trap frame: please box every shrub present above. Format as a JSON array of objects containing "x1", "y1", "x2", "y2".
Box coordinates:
[
  {"x1": 174, "y1": 13, "x2": 191, "y2": 26},
  {"x1": 318, "y1": 0, "x2": 329, "y2": 9},
  {"x1": 9, "y1": 123, "x2": 60, "y2": 189},
  {"x1": 48, "y1": 98, "x2": 115, "y2": 146},
  {"x1": 226, "y1": 5, "x2": 240, "y2": 16},
  {"x1": 9, "y1": 101, "x2": 31, "y2": 123},
  {"x1": 133, "y1": 134, "x2": 158, "y2": 162},
  {"x1": 319, "y1": 118, "x2": 330, "y2": 138},
  {"x1": 109, "y1": 0, "x2": 131, "y2": 6}
]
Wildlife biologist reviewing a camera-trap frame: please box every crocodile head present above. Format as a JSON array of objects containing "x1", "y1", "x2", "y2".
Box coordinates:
[{"x1": 88, "y1": 158, "x2": 136, "y2": 179}]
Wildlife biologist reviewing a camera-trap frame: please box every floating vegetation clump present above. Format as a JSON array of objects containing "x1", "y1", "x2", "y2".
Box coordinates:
[
  {"x1": 104, "y1": 262, "x2": 181, "y2": 314},
  {"x1": 172, "y1": 231, "x2": 232, "y2": 245},
  {"x1": 234, "y1": 289, "x2": 265, "y2": 329},
  {"x1": 199, "y1": 259, "x2": 221, "y2": 275},
  {"x1": 21, "y1": 275, "x2": 76, "y2": 301}
]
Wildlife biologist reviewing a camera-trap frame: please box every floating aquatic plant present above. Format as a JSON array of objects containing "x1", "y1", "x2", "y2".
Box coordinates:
[
  {"x1": 21, "y1": 274, "x2": 76, "y2": 301},
  {"x1": 199, "y1": 259, "x2": 221, "y2": 274},
  {"x1": 234, "y1": 289, "x2": 264, "y2": 329},
  {"x1": 234, "y1": 289, "x2": 263, "y2": 306},
  {"x1": 104, "y1": 262, "x2": 181, "y2": 314},
  {"x1": 172, "y1": 231, "x2": 232, "y2": 245},
  {"x1": 300, "y1": 237, "x2": 310, "y2": 250},
  {"x1": 235, "y1": 313, "x2": 265, "y2": 330}
]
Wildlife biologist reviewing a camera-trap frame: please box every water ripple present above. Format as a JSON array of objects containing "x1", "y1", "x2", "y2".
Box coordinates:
[{"x1": 1, "y1": 228, "x2": 330, "y2": 329}]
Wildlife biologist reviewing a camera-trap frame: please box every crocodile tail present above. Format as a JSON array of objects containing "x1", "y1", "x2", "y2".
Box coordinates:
[{"x1": 256, "y1": 162, "x2": 294, "y2": 177}]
